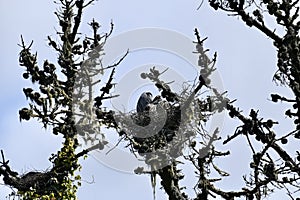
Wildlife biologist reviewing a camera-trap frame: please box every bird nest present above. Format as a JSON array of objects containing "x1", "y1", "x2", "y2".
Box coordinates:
[{"x1": 115, "y1": 98, "x2": 203, "y2": 169}]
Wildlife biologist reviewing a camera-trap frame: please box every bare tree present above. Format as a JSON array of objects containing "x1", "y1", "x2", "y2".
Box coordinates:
[
  {"x1": 0, "y1": 0, "x2": 299, "y2": 200},
  {"x1": 0, "y1": 0, "x2": 125, "y2": 199}
]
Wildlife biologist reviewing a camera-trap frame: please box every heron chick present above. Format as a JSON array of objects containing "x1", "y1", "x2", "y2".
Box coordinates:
[{"x1": 136, "y1": 92, "x2": 153, "y2": 113}]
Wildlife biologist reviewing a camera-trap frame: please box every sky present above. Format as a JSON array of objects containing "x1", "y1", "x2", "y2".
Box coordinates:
[{"x1": 0, "y1": 0, "x2": 296, "y2": 199}]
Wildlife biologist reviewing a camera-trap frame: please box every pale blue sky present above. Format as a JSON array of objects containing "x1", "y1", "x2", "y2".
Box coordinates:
[{"x1": 0, "y1": 0, "x2": 295, "y2": 199}]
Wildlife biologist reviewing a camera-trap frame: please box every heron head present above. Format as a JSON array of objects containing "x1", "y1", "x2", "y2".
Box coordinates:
[{"x1": 145, "y1": 92, "x2": 152, "y2": 97}]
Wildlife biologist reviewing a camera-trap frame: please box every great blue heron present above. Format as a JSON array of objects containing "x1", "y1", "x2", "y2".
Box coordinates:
[{"x1": 136, "y1": 92, "x2": 153, "y2": 113}]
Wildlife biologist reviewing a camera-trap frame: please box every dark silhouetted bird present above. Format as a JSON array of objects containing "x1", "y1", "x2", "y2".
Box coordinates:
[{"x1": 136, "y1": 92, "x2": 153, "y2": 113}]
